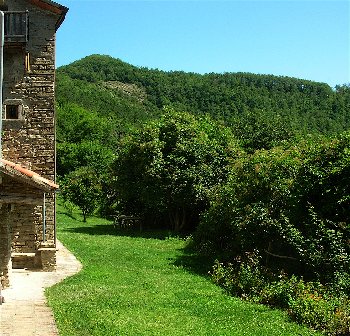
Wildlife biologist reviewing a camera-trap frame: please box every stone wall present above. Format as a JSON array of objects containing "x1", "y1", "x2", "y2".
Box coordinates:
[
  {"x1": 1, "y1": 0, "x2": 60, "y2": 247},
  {"x1": 0, "y1": 206, "x2": 12, "y2": 288},
  {"x1": 2, "y1": 0, "x2": 58, "y2": 177},
  {"x1": 0, "y1": 174, "x2": 55, "y2": 253}
]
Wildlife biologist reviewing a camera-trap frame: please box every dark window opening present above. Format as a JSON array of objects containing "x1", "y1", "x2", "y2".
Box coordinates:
[
  {"x1": 6, "y1": 105, "x2": 19, "y2": 119},
  {"x1": 4, "y1": 11, "x2": 29, "y2": 43}
]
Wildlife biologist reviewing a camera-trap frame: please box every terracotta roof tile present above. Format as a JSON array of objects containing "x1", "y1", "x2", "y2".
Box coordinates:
[{"x1": 0, "y1": 158, "x2": 59, "y2": 190}]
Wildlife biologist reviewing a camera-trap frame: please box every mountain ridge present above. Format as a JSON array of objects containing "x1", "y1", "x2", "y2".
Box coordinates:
[{"x1": 56, "y1": 54, "x2": 350, "y2": 145}]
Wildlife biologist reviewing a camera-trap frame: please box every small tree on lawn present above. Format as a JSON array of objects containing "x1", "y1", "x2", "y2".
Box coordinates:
[{"x1": 60, "y1": 166, "x2": 102, "y2": 222}]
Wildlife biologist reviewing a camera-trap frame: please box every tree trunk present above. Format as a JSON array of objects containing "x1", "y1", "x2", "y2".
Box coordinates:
[{"x1": 170, "y1": 208, "x2": 186, "y2": 232}]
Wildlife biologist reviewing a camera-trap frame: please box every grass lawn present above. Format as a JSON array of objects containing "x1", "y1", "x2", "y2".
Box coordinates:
[{"x1": 46, "y1": 203, "x2": 321, "y2": 336}]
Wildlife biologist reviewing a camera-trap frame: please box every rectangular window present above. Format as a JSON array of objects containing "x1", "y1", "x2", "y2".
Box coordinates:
[
  {"x1": 4, "y1": 11, "x2": 29, "y2": 43},
  {"x1": 5, "y1": 105, "x2": 19, "y2": 119}
]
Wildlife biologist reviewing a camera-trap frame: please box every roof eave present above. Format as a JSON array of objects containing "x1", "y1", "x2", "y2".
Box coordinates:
[
  {"x1": 0, "y1": 159, "x2": 59, "y2": 193},
  {"x1": 28, "y1": 0, "x2": 68, "y2": 30}
]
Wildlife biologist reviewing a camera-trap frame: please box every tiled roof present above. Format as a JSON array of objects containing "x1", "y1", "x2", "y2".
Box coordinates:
[{"x1": 0, "y1": 158, "x2": 59, "y2": 191}]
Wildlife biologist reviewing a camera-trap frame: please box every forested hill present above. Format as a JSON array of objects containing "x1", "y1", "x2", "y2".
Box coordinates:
[{"x1": 56, "y1": 54, "x2": 350, "y2": 148}]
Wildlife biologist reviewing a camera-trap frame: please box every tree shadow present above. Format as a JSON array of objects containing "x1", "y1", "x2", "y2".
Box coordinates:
[
  {"x1": 63, "y1": 225, "x2": 186, "y2": 240},
  {"x1": 171, "y1": 244, "x2": 216, "y2": 277},
  {"x1": 57, "y1": 208, "x2": 77, "y2": 220},
  {"x1": 63, "y1": 224, "x2": 117, "y2": 236}
]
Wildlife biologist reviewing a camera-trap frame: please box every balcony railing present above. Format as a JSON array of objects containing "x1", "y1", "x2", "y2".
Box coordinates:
[{"x1": 4, "y1": 11, "x2": 29, "y2": 44}]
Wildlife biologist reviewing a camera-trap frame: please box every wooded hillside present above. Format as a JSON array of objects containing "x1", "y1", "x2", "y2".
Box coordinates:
[{"x1": 57, "y1": 54, "x2": 350, "y2": 149}]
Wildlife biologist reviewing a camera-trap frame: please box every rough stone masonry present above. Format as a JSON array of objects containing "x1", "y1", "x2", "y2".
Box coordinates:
[{"x1": 0, "y1": 0, "x2": 67, "y2": 288}]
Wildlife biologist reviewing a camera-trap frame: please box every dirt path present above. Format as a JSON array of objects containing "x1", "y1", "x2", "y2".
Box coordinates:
[{"x1": 0, "y1": 241, "x2": 82, "y2": 336}]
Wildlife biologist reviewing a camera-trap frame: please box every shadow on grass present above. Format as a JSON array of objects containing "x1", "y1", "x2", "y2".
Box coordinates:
[
  {"x1": 63, "y1": 224, "x2": 187, "y2": 241},
  {"x1": 172, "y1": 244, "x2": 216, "y2": 277},
  {"x1": 62, "y1": 219, "x2": 214, "y2": 277},
  {"x1": 63, "y1": 224, "x2": 117, "y2": 236},
  {"x1": 57, "y1": 209, "x2": 77, "y2": 220}
]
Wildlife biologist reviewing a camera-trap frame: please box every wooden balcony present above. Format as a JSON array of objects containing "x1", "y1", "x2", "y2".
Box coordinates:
[{"x1": 4, "y1": 11, "x2": 29, "y2": 44}]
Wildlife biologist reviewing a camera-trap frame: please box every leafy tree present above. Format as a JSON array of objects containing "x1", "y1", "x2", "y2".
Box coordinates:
[
  {"x1": 60, "y1": 166, "x2": 102, "y2": 222},
  {"x1": 56, "y1": 102, "x2": 117, "y2": 146},
  {"x1": 110, "y1": 109, "x2": 240, "y2": 231},
  {"x1": 232, "y1": 108, "x2": 293, "y2": 151},
  {"x1": 57, "y1": 140, "x2": 114, "y2": 178}
]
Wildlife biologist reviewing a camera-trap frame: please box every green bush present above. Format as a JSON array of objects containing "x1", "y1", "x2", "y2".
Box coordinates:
[
  {"x1": 194, "y1": 131, "x2": 350, "y2": 335},
  {"x1": 195, "y1": 132, "x2": 350, "y2": 282},
  {"x1": 289, "y1": 293, "x2": 350, "y2": 335},
  {"x1": 210, "y1": 261, "x2": 350, "y2": 335},
  {"x1": 211, "y1": 251, "x2": 268, "y2": 300},
  {"x1": 260, "y1": 276, "x2": 304, "y2": 309},
  {"x1": 110, "y1": 109, "x2": 241, "y2": 231}
]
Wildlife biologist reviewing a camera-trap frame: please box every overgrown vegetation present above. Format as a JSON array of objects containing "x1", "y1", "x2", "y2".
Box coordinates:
[
  {"x1": 194, "y1": 132, "x2": 350, "y2": 335},
  {"x1": 56, "y1": 54, "x2": 350, "y2": 335}
]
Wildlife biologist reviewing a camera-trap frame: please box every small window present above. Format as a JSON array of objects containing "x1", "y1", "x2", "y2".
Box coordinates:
[
  {"x1": 6, "y1": 105, "x2": 19, "y2": 119},
  {"x1": 3, "y1": 99, "x2": 24, "y2": 121}
]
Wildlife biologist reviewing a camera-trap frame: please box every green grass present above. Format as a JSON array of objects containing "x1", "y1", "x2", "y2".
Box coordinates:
[{"x1": 46, "y1": 204, "x2": 321, "y2": 336}]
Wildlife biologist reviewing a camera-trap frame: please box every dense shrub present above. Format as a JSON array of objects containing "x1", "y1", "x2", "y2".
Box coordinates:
[
  {"x1": 289, "y1": 294, "x2": 350, "y2": 335},
  {"x1": 195, "y1": 132, "x2": 350, "y2": 280},
  {"x1": 110, "y1": 109, "x2": 241, "y2": 231},
  {"x1": 193, "y1": 131, "x2": 350, "y2": 335},
  {"x1": 211, "y1": 262, "x2": 350, "y2": 335},
  {"x1": 211, "y1": 252, "x2": 269, "y2": 301}
]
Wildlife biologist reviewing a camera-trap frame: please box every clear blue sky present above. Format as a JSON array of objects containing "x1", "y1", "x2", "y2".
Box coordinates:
[{"x1": 56, "y1": 0, "x2": 349, "y2": 88}]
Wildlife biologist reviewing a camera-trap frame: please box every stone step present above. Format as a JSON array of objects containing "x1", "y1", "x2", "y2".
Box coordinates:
[{"x1": 11, "y1": 253, "x2": 36, "y2": 269}]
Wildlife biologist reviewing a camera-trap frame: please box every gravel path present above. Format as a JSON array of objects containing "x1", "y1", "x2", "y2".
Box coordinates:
[{"x1": 0, "y1": 241, "x2": 82, "y2": 335}]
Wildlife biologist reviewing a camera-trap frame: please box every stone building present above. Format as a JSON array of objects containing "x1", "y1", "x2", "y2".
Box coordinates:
[{"x1": 0, "y1": 0, "x2": 68, "y2": 288}]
